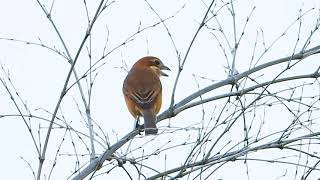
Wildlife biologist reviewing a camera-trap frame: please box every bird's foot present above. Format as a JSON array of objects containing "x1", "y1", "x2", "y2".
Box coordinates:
[{"x1": 134, "y1": 120, "x2": 143, "y2": 135}]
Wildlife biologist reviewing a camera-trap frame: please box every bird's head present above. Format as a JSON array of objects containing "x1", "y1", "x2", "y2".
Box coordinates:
[{"x1": 133, "y1": 56, "x2": 170, "y2": 77}]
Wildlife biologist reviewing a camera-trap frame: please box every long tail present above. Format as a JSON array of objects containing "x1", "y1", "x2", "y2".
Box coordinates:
[{"x1": 142, "y1": 109, "x2": 158, "y2": 135}]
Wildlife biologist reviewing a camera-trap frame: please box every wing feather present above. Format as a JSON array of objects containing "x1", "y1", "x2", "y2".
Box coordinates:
[{"x1": 123, "y1": 69, "x2": 161, "y2": 109}]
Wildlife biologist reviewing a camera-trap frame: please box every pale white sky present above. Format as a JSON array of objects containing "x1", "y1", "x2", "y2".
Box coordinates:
[{"x1": 0, "y1": 0, "x2": 320, "y2": 179}]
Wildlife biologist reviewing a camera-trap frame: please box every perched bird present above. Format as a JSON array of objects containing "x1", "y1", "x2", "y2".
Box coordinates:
[{"x1": 123, "y1": 56, "x2": 170, "y2": 135}]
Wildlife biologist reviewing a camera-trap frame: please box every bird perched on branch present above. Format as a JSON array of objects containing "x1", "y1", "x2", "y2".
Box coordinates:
[{"x1": 123, "y1": 56, "x2": 170, "y2": 135}]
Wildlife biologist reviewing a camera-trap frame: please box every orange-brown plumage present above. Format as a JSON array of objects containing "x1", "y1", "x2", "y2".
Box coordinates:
[{"x1": 123, "y1": 56, "x2": 170, "y2": 135}]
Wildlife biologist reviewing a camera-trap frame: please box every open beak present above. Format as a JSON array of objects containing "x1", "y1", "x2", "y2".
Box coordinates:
[{"x1": 160, "y1": 65, "x2": 170, "y2": 77}]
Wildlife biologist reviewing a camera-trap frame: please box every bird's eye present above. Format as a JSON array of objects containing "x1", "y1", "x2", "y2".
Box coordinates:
[{"x1": 154, "y1": 59, "x2": 160, "y2": 65}]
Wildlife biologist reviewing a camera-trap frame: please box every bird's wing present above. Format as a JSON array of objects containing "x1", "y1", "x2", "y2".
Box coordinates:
[
  {"x1": 124, "y1": 83, "x2": 161, "y2": 109},
  {"x1": 131, "y1": 88, "x2": 158, "y2": 105},
  {"x1": 123, "y1": 70, "x2": 161, "y2": 109}
]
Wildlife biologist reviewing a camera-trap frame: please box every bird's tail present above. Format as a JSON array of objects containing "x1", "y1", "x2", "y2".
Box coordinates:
[{"x1": 142, "y1": 109, "x2": 158, "y2": 135}]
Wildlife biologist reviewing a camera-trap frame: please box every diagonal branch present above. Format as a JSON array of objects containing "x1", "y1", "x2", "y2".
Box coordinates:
[
  {"x1": 159, "y1": 44, "x2": 320, "y2": 120},
  {"x1": 71, "y1": 44, "x2": 320, "y2": 180},
  {"x1": 145, "y1": 132, "x2": 320, "y2": 180},
  {"x1": 35, "y1": 0, "x2": 106, "y2": 179},
  {"x1": 169, "y1": 0, "x2": 217, "y2": 108}
]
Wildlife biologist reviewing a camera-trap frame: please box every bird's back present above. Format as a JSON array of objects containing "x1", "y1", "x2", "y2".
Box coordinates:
[{"x1": 123, "y1": 67, "x2": 162, "y2": 110}]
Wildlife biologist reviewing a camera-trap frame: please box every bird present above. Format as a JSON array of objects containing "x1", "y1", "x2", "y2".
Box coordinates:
[{"x1": 123, "y1": 56, "x2": 170, "y2": 135}]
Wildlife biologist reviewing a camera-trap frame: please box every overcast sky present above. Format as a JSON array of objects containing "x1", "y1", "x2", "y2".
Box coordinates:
[{"x1": 1, "y1": 0, "x2": 320, "y2": 179}]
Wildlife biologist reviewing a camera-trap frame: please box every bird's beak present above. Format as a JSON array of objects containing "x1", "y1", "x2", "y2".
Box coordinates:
[{"x1": 160, "y1": 65, "x2": 170, "y2": 77}]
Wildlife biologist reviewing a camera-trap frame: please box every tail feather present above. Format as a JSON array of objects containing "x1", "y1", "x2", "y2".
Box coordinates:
[{"x1": 142, "y1": 109, "x2": 158, "y2": 135}]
